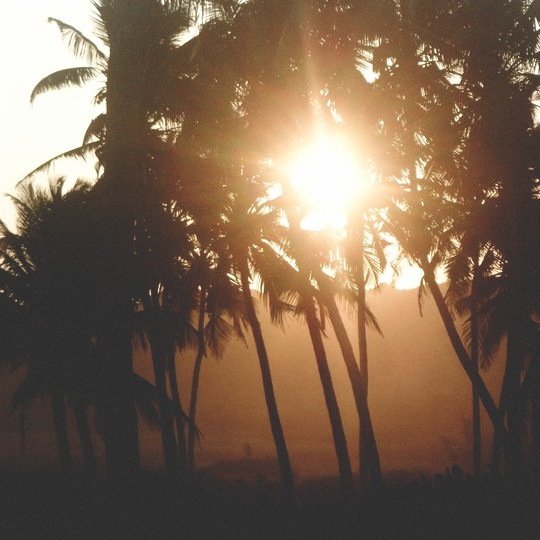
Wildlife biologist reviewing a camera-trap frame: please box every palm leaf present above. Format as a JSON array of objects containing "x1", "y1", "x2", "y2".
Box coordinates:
[
  {"x1": 417, "y1": 275, "x2": 431, "y2": 317},
  {"x1": 364, "y1": 302, "x2": 383, "y2": 336},
  {"x1": 30, "y1": 67, "x2": 100, "y2": 103},
  {"x1": 83, "y1": 113, "x2": 107, "y2": 145},
  {"x1": 48, "y1": 17, "x2": 107, "y2": 66},
  {"x1": 17, "y1": 141, "x2": 100, "y2": 184}
]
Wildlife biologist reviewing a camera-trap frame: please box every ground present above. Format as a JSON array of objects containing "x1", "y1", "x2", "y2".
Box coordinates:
[{"x1": 1, "y1": 467, "x2": 540, "y2": 539}]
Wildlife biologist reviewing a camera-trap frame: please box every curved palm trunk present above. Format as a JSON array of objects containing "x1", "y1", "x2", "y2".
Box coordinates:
[
  {"x1": 318, "y1": 278, "x2": 382, "y2": 492},
  {"x1": 478, "y1": 318, "x2": 525, "y2": 478},
  {"x1": 302, "y1": 293, "x2": 355, "y2": 493},
  {"x1": 239, "y1": 261, "x2": 294, "y2": 499},
  {"x1": 72, "y1": 398, "x2": 98, "y2": 474},
  {"x1": 187, "y1": 287, "x2": 207, "y2": 473},
  {"x1": 422, "y1": 264, "x2": 509, "y2": 447},
  {"x1": 283, "y1": 199, "x2": 353, "y2": 491},
  {"x1": 50, "y1": 388, "x2": 71, "y2": 469},
  {"x1": 355, "y1": 218, "x2": 371, "y2": 484}
]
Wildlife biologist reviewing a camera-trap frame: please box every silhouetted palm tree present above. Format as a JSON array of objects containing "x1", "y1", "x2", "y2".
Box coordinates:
[
  {"x1": 184, "y1": 250, "x2": 247, "y2": 473},
  {"x1": 362, "y1": 0, "x2": 529, "y2": 466},
  {"x1": 215, "y1": 182, "x2": 296, "y2": 498},
  {"x1": 0, "y1": 178, "x2": 99, "y2": 472},
  {"x1": 429, "y1": 0, "x2": 540, "y2": 475},
  {"x1": 27, "y1": 0, "x2": 221, "y2": 478}
]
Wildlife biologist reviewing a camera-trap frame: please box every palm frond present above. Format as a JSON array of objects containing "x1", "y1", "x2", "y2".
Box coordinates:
[
  {"x1": 48, "y1": 17, "x2": 107, "y2": 66},
  {"x1": 17, "y1": 142, "x2": 100, "y2": 184},
  {"x1": 30, "y1": 67, "x2": 100, "y2": 103},
  {"x1": 364, "y1": 302, "x2": 383, "y2": 336},
  {"x1": 417, "y1": 275, "x2": 431, "y2": 316},
  {"x1": 83, "y1": 113, "x2": 106, "y2": 145}
]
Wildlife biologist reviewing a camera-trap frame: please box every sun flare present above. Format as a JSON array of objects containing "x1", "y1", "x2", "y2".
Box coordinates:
[{"x1": 289, "y1": 135, "x2": 363, "y2": 231}]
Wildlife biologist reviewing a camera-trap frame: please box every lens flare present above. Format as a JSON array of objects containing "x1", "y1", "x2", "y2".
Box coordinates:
[{"x1": 289, "y1": 135, "x2": 362, "y2": 230}]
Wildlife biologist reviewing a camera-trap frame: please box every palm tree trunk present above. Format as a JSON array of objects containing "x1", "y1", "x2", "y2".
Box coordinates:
[
  {"x1": 240, "y1": 262, "x2": 295, "y2": 499},
  {"x1": 99, "y1": 324, "x2": 141, "y2": 478},
  {"x1": 490, "y1": 372, "x2": 508, "y2": 476},
  {"x1": 282, "y1": 196, "x2": 353, "y2": 492},
  {"x1": 50, "y1": 388, "x2": 71, "y2": 469},
  {"x1": 168, "y1": 341, "x2": 188, "y2": 477},
  {"x1": 471, "y1": 260, "x2": 481, "y2": 476},
  {"x1": 150, "y1": 324, "x2": 180, "y2": 481},
  {"x1": 97, "y1": 0, "x2": 151, "y2": 479},
  {"x1": 318, "y1": 278, "x2": 382, "y2": 491},
  {"x1": 422, "y1": 264, "x2": 509, "y2": 448},
  {"x1": 505, "y1": 329, "x2": 525, "y2": 476},
  {"x1": 471, "y1": 300, "x2": 482, "y2": 476},
  {"x1": 355, "y1": 216, "x2": 370, "y2": 484},
  {"x1": 529, "y1": 354, "x2": 540, "y2": 477},
  {"x1": 72, "y1": 398, "x2": 98, "y2": 474},
  {"x1": 303, "y1": 293, "x2": 355, "y2": 492},
  {"x1": 187, "y1": 287, "x2": 207, "y2": 473}
]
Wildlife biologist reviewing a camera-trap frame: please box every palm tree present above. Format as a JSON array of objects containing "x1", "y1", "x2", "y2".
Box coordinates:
[
  {"x1": 26, "y1": 0, "x2": 227, "y2": 478},
  {"x1": 359, "y1": 0, "x2": 529, "y2": 467},
  {"x1": 215, "y1": 184, "x2": 296, "y2": 498},
  {"x1": 275, "y1": 192, "x2": 356, "y2": 492},
  {"x1": 0, "y1": 178, "x2": 99, "y2": 472},
  {"x1": 428, "y1": 0, "x2": 540, "y2": 475},
  {"x1": 226, "y1": 0, "x2": 388, "y2": 491},
  {"x1": 281, "y1": 212, "x2": 381, "y2": 492},
  {"x1": 184, "y1": 250, "x2": 247, "y2": 473}
]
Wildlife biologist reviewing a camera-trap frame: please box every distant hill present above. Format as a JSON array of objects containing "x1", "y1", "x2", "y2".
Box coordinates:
[{"x1": 0, "y1": 284, "x2": 504, "y2": 480}]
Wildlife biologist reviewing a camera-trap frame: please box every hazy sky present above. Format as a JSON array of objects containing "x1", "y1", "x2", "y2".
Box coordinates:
[{"x1": 0, "y1": 1, "x2": 100, "y2": 229}]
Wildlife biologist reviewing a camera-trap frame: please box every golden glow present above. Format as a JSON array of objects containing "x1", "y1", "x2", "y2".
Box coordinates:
[
  {"x1": 289, "y1": 135, "x2": 361, "y2": 231},
  {"x1": 285, "y1": 134, "x2": 428, "y2": 290}
]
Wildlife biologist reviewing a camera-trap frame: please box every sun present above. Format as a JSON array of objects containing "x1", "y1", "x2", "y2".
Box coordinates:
[
  {"x1": 289, "y1": 135, "x2": 362, "y2": 231},
  {"x1": 280, "y1": 134, "x2": 428, "y2": 290}
]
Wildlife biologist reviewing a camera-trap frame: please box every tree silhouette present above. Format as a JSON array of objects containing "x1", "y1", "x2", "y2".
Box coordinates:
[{"x1": 0, "y1": 179, "x2": 99, "y2": 471}]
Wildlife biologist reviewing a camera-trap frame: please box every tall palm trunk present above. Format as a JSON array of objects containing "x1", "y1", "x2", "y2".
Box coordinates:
[
  {"x1": 529, "y1": 353, "x2": 540, "y2": 477},
  {"x1": 72, "y1": 397, "x2": 98, "y2": 474},
  {"x1": 471, "y1": 257, "x2": 481, "y2": 476},
  {"x1": 317, "y1": 277, "x2": 382, "y2": 491},
  {"x1": 50, "y1": 388, "x2": 71, "y2": 469},
  {"x1": 302, "y1": 292, "x2": 355, "y2": 492},
  {"x1": 471, "y1": 300, "x2": 481, "y2": 476},
  {"x1": 355, "y1": 213, "x2": 371, "y2": 484},
  {"x1": 168, "y1": 342, "x2": 187, "y2": 477},
  {"x1": 490, "y1": 363, "x2": 509, "y2": 476},
  {"x1": 283, "y1": 199, "x2": 353, "y2": 491},
  {"x1": 99, "y1": 325, "x2": 140, "y2": 477},
  {"x1": 187, "y1": 287, "x2": 207, "y2": 473},
  {"x1": 149, "y1": 319, "x2": 180, "y2": 481},
  {"x1": 505, "y1": 329, "x2": 525, "y2": 475},
  {"x1": 239, "y1": 261, "x2": 294, "y2": 499},
  {"x1": 422, "y1": 263, "x2": 509, "y2": 448},
  {"x1": 97, "y1": 0, "x2": 151, "y2": 477}
]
